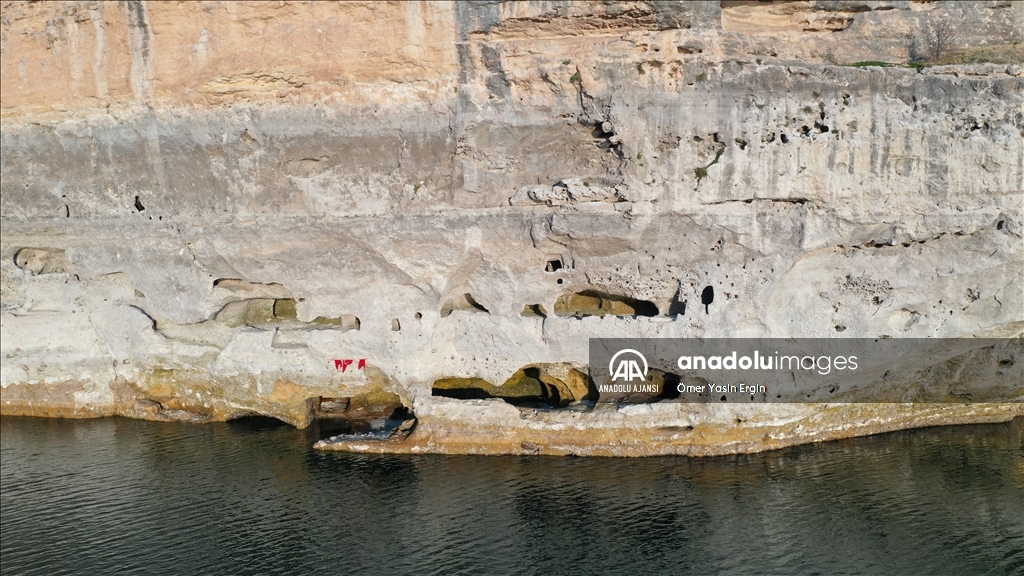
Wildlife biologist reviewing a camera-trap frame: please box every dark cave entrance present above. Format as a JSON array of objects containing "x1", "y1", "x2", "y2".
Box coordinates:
[
  {"x1": 701, "y1": 286, "x2": 714, "y2": 314},
  {"x1": 313, "y1": 395, "x2": 414, "y2": 440},
  {"x1": 553, "y1": 290, "x2": 659, "y2": 318}
]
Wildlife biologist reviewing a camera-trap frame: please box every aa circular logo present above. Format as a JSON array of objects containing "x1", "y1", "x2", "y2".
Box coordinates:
[{"x1": 609, "y1": 349, "x2": 648, "y2": 382}]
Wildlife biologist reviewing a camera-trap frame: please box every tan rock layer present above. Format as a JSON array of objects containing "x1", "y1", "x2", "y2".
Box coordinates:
[
  {"x1": 317, "y1": 404, "x2": 1024, "y2": 457},
  {"x1": 0, "y1": 0, "x2": 458, "y2": 118},
  {"x1": 0, "y1": 368, "x2": 400, "y2": 428}
]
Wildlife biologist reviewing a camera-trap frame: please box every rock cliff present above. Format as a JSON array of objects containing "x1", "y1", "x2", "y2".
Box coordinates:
[{"x1": 2, "y1": 0, "x2": 1022, "y2": 455}]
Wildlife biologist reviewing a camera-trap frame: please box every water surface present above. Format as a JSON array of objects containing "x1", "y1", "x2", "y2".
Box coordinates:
[{"x1": 2, "y1": 416, "x2": 1022, "y2": 575}]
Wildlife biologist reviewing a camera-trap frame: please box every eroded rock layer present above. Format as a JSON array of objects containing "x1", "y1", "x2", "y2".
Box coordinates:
[{"x1": 2, "y1": 1, "x2": 1022, "y2": 454}]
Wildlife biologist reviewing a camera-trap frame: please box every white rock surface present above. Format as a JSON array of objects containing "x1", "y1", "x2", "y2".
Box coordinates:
[{"x1": 1, "y1": 1, "x2": 1021, "y2": 453}]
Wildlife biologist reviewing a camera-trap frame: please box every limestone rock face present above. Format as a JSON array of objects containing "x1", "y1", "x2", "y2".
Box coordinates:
[{"x1": 1, "y1": 1, "x2": 1022, "y2": 454}]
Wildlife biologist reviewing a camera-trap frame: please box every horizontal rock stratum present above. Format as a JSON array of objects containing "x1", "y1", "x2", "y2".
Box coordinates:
[{"x1": 2, "y1": 0, "x2": 1022, "y2": 456}]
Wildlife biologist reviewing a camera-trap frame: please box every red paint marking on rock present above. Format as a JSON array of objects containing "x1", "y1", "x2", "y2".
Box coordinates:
[{"x1": 334, "y1": 359, "x2": 366, "y2": 371}]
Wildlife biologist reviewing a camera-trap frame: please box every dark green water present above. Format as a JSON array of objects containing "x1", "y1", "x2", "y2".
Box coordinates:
[{"x1": 1, "y1": 416, "x2": 1022, "y2": 575}]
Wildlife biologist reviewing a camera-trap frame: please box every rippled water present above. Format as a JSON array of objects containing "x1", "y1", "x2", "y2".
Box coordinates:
[{"x1": 2, "y1": 416, "x2": 1022, "y2": 575}]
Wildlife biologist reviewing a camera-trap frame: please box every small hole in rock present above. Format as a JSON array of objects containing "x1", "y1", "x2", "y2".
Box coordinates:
[
  {"x1": 391, "y1": 318, "x2": 401, "y2": 331},
  {"x1": 545, "y1": 259, "x2": 563, "y2": 272}
]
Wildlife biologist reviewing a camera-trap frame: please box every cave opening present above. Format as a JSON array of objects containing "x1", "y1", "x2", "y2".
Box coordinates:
[
  {"x1": 657, "y1": 373, "x2": 682, "y2": 400},
  {"x1": 553, "y1": 290, "x2": 659, "y2": 318},
  {"x1": 314, "y1": 395, "x2": 414, "y2": 440},
  {"x1": 521, "y1": 304, "x2": 548, "y2": 317},
  {"x1": 311, "y1": 314, "x2": 360, "y2": 331},
  {"x1": 440, "y1": 293, "x2": 490, "y2": 317},
  {"x1": 431, "y1": 366, "x2": 598, "y2": 409},
  {"x1": 430, "y1": 384, "x2": 494, "y2": 401},
  {"x1": 701, "y1": 286, "x2": 715, "y2": 314}
]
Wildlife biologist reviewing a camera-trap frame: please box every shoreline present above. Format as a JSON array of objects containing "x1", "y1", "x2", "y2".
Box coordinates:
[
  {"x1": 9, "y1": 400, "x2": 1016, "y2": 459},
  {"x1": 312, "y1": 403, "x2": 1024, "y2": 457}
]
